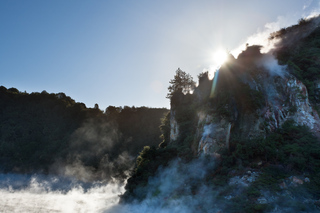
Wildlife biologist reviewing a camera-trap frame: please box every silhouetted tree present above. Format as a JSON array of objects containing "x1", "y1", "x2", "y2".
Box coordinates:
[{"x1": 166, "y1": 68, "x2": 195, "y2": 99}]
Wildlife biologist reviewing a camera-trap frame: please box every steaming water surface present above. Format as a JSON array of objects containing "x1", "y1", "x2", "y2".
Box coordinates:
[{"x1": 0, "y1": 174, "x2": 124, "y2": 213}]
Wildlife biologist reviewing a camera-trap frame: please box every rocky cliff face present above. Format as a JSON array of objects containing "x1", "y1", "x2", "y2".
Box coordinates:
[
  {"x1": 170, "y1": 50, "x2": 320, "y2": 157},
  {"x1": 197, "y1": 75, "x2": 320, "y2": 157},
  {"x1": 196, "y1": 114, "x2": 231, "y2": 156},
  {"x1": 122, "y1": 16, "x2": 320, "y2": 211}
]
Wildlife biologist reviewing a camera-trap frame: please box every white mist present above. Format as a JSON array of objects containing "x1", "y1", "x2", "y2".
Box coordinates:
[{"x1": 0, "y1": 174, "x2": 124, "y2": 213}]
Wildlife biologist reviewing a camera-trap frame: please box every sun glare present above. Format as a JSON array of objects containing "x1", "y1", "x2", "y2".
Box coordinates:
[{"x1": 213, "y1": 49, "x2": 228, "y2": 66}]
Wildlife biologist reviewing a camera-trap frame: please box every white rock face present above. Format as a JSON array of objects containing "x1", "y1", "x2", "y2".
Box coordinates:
[
  {"x1": 195, "y1": 74, "x2": 320, "y2": 156},
  {"x1": 197, "y1": 119, "x2": 229, "y2": 157},
  {"x1": 169, "y1": 65, "x2": 320, "y2": 156},
  {"x1": 286, "y1": 76, "x2": 320, "y2": 130},
  {"x1": 170, "y1": 111, "x2": 179, "y2": 142}
]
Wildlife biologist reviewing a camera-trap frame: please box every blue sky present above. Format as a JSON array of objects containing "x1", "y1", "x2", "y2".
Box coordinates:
[{"x1": 1, "y1": 0, "x2": 320, "y2": 109}]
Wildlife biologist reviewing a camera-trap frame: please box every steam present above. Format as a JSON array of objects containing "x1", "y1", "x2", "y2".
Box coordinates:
[
  {"x1": 105, "y1": 158, "x2": 221, "y2": 213},
  {"x1": 306, "y1": 2, "x2": 320, "y2": 19},
  {"x1": 231, "y1": 10, "x2": 320, "y2": 58},
  {"x1": 69, "y1": 118, "x2": 119, "y2": 154},
  {"x1": 257, "y1": 53, "x2": 287, "y2": 77},
  {"x1": 2, "y1": 158, "x2": 317, "y2": 212},
  {"x1": 0, "y1": 173, "x2": 124, "y2": 213},
  {"x1": 231, "y1": 15, "x2": 295, "y2": 57},
  {"x1": 303, "y1": 0, "x2": 313, "y2": 10},
  {"x1": 51, "y1": 118, "x2": 134, "y2": 182}
]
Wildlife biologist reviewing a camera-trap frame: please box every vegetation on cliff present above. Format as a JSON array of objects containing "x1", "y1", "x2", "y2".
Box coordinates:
[
  {"x1": 218, "y1": 120, "x2": 320, "y2": 212},
  {"x1": 272, "y1": 17, "x2": 320, "y2": 104}
]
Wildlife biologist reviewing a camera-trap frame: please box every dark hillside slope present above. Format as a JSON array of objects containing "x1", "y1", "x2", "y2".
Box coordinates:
[{"x1": 0, "y1": 86, "x2": 168, "y2": 181}]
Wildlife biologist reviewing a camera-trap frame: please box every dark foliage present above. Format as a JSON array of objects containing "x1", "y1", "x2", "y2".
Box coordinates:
[
  {"x1": 217, "y1": 120, "x2": 320, "y2": 212},
  {"x1": 120, "y1": 146, "x2": 178, "y2": 202},
  {"x1": 273, "y1": 16, "x2": 320, "y2": 103},
  {"x1": 159, "y1": 111, "x2": 170, "y2": 148},
  {"x1": 0, "y1": 86, "x2": 168, "y2": 180}
]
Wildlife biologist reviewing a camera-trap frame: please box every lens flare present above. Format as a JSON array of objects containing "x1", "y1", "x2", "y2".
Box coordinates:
[{"x1": 210, "y1": 70, "x2": 219, "y2": 98}]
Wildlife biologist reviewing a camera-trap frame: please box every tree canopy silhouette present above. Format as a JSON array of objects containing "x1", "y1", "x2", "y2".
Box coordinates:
[{"x1": 166, "y1": 68, "x2": 196, "y2": 99}]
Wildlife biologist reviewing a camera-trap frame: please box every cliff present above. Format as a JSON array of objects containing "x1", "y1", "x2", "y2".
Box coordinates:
[
  {"x1": 121, "y1": 16, "x2": 320, "y2": 212},
  {"x1": 192, "y1": 47, "x2": 320, "y2": 158}
]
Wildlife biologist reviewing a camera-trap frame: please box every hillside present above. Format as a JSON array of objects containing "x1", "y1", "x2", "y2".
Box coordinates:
[
  {"x1": 120, "y1": 16, "x2": 320, "y2": 212},
  {"x1": 0, "y1": 86, "x2": 168, "y2": 181}
]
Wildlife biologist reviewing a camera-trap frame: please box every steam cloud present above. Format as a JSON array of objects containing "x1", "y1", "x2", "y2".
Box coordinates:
[
  {"x1": 0, "y1": 173, "x2": 124, "y2": 213},
  {"x1": 51, "y1": 118, "x2": 134, "y2": 182},
  {"x1": 231, "y1": 11, "x2": 320, "y2": 58},
  {"x1": 257, "y1": 53, "x2": 287, "y2": 77},
  {"x1": 105, "y1": 157, "x2": 221, "y2": 213},
  {"x1": 1, "y1": 159, "x2": 319, "y2": 212}
]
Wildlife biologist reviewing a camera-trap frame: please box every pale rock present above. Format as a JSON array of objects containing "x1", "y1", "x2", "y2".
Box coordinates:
[
  {"x1": 170, "y1": 111, "x2": 179, "y2": 142},
  {"x1": 258, "y1": 197, "x2": 268, "y2": 204},
  {"x1": 292, "y1": 176, "x2": 304, "y2": 185}
]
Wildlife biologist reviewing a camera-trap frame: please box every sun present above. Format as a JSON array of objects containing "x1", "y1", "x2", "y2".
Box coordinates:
[{"x1": 213, "y1": 49, "x2": 228, "y2": 66}]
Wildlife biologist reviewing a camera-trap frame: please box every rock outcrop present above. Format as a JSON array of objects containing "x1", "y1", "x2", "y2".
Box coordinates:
[{"x1": 170, "y1": 52, "x2": 320, "y2": 157}]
